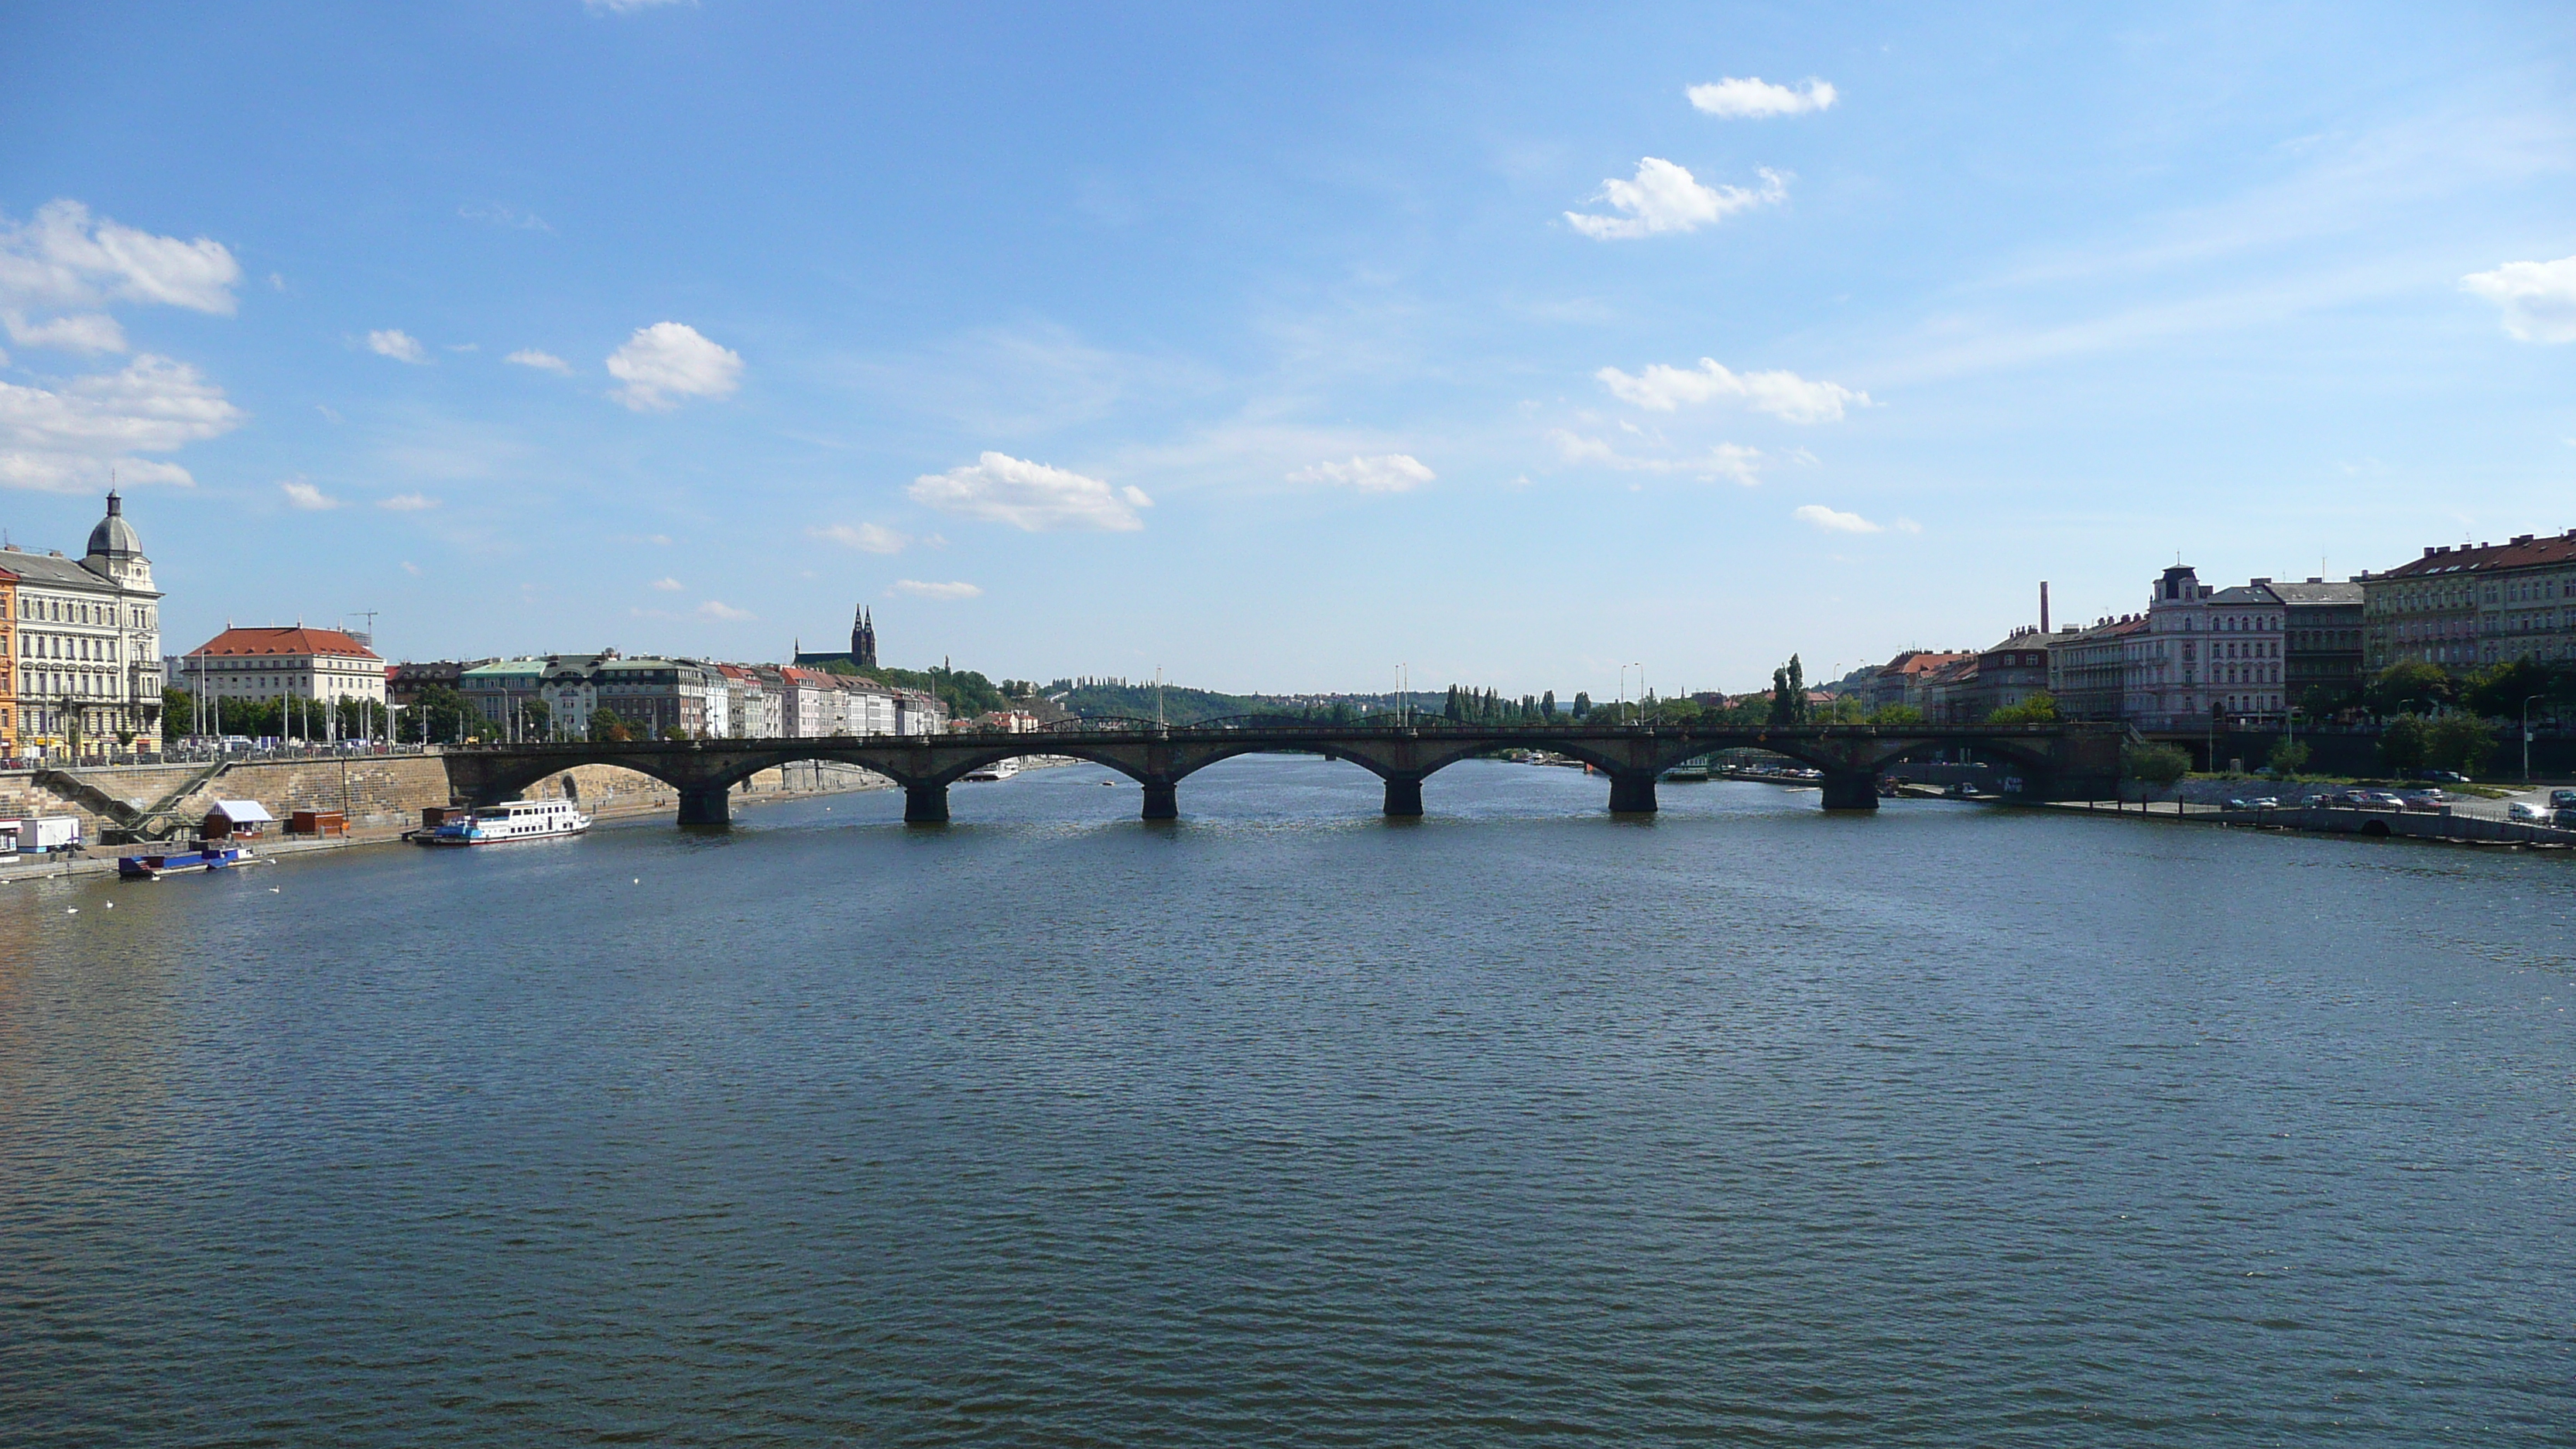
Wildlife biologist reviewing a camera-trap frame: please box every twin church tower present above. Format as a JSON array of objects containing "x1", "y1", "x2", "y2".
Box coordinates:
[{"x1": 792, "y1": 605, "x2": 878, "y2": 670}]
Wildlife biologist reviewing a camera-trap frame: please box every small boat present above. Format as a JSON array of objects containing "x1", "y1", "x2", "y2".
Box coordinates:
[
  {"x1": 961, "y1": 759, "x2": 1023, "y2": 783},
  {"x1": 417, "y1": 799, "x2": 592, "y2": 845},
  {"x1": 118, "y1": 844, "x2": 253, "y2": 879}
]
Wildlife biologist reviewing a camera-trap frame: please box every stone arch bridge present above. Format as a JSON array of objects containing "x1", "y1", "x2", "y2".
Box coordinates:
[{"x1": 440, "y1": 719, "x2": 2123, "y2": 827}]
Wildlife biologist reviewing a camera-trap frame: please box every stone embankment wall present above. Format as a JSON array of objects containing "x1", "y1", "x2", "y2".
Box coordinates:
[
  {"x1": 2, "y1": 756, "x2": 455, "y2": 838},
  {"x1": 2, "y1": 754, "x2": 893, "y2": 842}
]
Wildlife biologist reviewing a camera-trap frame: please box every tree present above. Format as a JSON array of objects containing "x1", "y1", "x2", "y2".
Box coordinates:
[
  {"x1": 588, "y1": 707, "x2": 632, "y2": 742},
  {"x1": 1869, "y1": 703, "x2": 1926, "y2": 725},
  {"x1": 1541, "y1": 689, "x2": 1556, "y2": 718},
  {"x1": 2461, "y1": 657, "x2": 2557, "y2": 720},
  {"x1": 2266, "y1": 738, "x2": 2311, "y2": 776},
  {"x1": 1986, "y1": 691, "x2": 2060, "y2": 724},
  {"x1": 2365, "y1": 659, "x2": 2451, "y2": 718},
  {"x1": 2299, "y1": 683, "x2": 2359, "y2": 720},
  {"x1": 1769, "y1": 654, "x2": 1808, "y2": 726},
  {"x1": 2125, "y1": 742, "x2": 2191, "y2": 786},
  {"x1": 404, "y1": 683, "x2": 477, "y2": 744},
  {"x1": 2378, "y1": 713, "x2": 2429, "y2": 774},
  {"x1": 1571, "y1": 691, "x2": 1591, "y2": 721},
  {"x1": 2426, "y1": 715, "x2": 2499, "y2": 776}
]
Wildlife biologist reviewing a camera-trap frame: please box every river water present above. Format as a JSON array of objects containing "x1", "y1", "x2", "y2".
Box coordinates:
[{"x1": 3, "y1": 757, "x2": 2571, "y2": 1445}]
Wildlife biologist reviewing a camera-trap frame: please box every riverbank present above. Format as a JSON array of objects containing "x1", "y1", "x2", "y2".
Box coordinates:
[{"x1": 0, "y1": 765, "x2": 901, "y2": 885}]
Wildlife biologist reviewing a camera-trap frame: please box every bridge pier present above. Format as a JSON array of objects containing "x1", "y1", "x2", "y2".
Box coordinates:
[
  {"x1": 1141, "y1": 779, "x2": 1179, "y2": 820},
  {"x1": 676, "y1": 786, "x2": 731, "y2": 827},
  {"x1": 1607, "y1": 771, "x2": 1657, "y2": 814},
  {"x1": 1382, "y1": 775, "x2": 1424, "y2": 817},
  {"x1": 904, "y1": 783, "x2": 949, "y2": 824},
  {"x1": 1819, "y1": 769, "x2": 1880, "y2": 811}
]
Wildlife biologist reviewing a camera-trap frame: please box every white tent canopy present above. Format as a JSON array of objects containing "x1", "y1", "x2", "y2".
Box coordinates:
[{"x1": 209, "y1": 800, "x2": 276, "y2": 824}]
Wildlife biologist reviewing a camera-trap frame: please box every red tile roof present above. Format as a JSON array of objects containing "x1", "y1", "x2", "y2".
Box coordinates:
[
  {"x1": 2376, "y1": 531, "x2": 2576, "y2": 580},
  {"x1": 187, "y1": 625, "x2": 381, "y2": 660}
]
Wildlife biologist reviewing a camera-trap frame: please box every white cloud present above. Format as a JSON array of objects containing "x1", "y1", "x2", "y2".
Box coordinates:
[
  {"x1": 892, "y1": 579, "x2": 984, "y2": 600},
  {"x1": 1596, "y1": 358, "x2": 1871, "y2": 423},
  {"x1": 279, "y1": 479, "x2": 338, "y2": 510},
  {"x1": 909, "y1": 450, "x2": 1149, "y2": 531},
  {"x1": 378, "y1": 493, "x2": 437, "y2": 511},
  {"x1": 0, "y1": 354, "x2": 242, "y2": 493},
  {"x1": 1793, "y1": 504, "x2": 1882, "y2": 533},
  {"x1": 1565, "y1": 160, "x2": 1785, "y2": 240},
  {"x1": 2461, "y1": 255, "x2": 2576, "y2": 343},
  {"x1": 458, "y1": 202, "x2": 553, "y2": 233},
  {"x1": 809, "y1": 522, "x2": 910, "y2": 553},
  {"x1": 505, "y1": 348, "x2": 572, "y2": 374},
  {"x1": 1547, "y1": 429, "x2": 1762, "y2": 485},
  {"x1": 651, "y1": 577, "x2": 684, "y2": 591},
  {"x1": 606, "y1": 321, "x2": 742, "y2": 409},
  {"x1": 4, "y1": 310, "x2": 125, "y2": 354},
  {"x1": 1687, "y1": 77, "x2": 1837, "y2": 118},
  {"x1": 697, "y1": 599, "x2": 755, "y2": 621},
  {"x1": 368, "y1": 329, "x2": 430, "y2": 364},
  {"x1": 400, "y1": 560, "x2": 423, "y2": 576},
  {"x1": 0, "y1": 200, "x2": 240, "y2": 315},
  {"x1": 1286, "y1": 454, "x2": 1436, "y2": 492}
]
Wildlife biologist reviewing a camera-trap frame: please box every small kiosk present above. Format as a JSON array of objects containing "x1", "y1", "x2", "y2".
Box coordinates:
[{"x1": 201, "y1": 800, "x2": 277, "y2": 841}]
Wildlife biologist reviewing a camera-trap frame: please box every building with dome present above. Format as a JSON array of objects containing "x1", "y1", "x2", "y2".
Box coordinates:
[{"x1": 0, "y1": 491, "x2": 166, "y2": 757}]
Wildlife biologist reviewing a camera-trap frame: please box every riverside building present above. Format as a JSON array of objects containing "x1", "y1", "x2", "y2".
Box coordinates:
[
  {"x1": 179, "y1": 627, "x2": 388, "y2": 730},
  {"x1": 3, "y1": 492, "x2": 166, "y2": 756},
  {"x1": 2122, "y1": 564, "x2": 2286, "y2": 728},
  {"x1": 2360, "y1": 532, "x2": 2576, "y2": 671}
]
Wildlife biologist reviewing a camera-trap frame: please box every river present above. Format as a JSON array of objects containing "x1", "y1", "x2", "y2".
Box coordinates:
[{"x1": 3, "y1": 756, "x2": 2571, "y2": 1444}]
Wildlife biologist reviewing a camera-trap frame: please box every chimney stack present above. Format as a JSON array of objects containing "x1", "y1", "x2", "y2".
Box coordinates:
[{"x1": 2039, "y1": 581, "x2": 2050, "y2": 634}]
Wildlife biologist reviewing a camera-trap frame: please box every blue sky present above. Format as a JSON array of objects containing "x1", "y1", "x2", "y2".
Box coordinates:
[{"x1": 5, "y1": 2, "x2": 2574, "y2": 695}]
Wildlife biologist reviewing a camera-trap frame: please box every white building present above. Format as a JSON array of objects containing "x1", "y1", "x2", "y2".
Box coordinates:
[
  {"x1": 5, "y1": 492, "x2": 166, "y2": 755},
  {"x1": 179, "y1": 625, "x2": 388, "y2": 730},
  {"x1": 2122, "y1": 565, "x2": 2287, "y2": 728}
]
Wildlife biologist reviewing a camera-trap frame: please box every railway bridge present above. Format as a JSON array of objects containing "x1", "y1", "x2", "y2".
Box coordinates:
[{"x1": 440, "y1": 718, "x2": 2125, "y2": 827}]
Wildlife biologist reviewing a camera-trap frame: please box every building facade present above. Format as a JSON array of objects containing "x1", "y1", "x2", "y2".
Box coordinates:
[
  {"x1": 2360, "y1": 532, "x2": 2576, "y2": 673},
  {"x1": 1864, "y1": 650, "x2": 1974, "y2": 715},
  {"x1": 2122, "y1": 565, "x2": 2286, "y2": 728},
  {"x1": 0, "y1": 564, "x2": 16, "y2": 754},
  {"x1": 1958, "y1": 629, "x2": 2050, "y2": 720},
  {"x1": 179, "y1": 628, "x2": 388, "y2": 734},
  {"x1": 2, "y1": 492, "x2": 165, "y2": 756},
  {"x1": 2266, "y1": 577, "x2": 2366, "y2": 707},
  {"x1": 2046, "y1": 615, "x2": 2145, "y2": 721},
  {"x1": 461, "y1": 653, "x2": 727, "y2": 740}
]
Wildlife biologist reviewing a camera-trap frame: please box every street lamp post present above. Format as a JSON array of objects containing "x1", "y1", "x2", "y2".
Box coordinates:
[{"x1": 2524, "y1": 694, "x2": 2543, "y2": 784}]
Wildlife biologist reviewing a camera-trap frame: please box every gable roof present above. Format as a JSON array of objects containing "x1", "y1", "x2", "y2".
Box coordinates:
[
  {"x1": 2376, "y1": 531, "x2": 2576, "y2": 581},
  {"x1": 187, "y1": 626, "x2": 381, "y2": 660}
]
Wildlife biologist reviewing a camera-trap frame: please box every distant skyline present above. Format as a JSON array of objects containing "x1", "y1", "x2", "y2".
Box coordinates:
[{"x1": 5, "y1": 3, "x2": 2574, "y2": 696}]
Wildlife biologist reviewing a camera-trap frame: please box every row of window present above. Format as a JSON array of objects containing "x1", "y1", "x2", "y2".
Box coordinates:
[
  {"x1": 0, "y1": 595, "x2": 152, "y2": 627},
  {"x1": 20, "y1": 632, "x2": 125, "y2": 661}
]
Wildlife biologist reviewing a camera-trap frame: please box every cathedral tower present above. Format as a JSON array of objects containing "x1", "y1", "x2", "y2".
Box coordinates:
[{"x1": 851, "y1": 606, "x2": 877, "y2": 669}]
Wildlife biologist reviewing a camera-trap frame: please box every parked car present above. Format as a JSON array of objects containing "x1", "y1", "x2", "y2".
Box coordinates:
[
  {"x1": 2416, "y1": 769, "x2": 2472, "y2": 784},
  {"x1": 2247, "y1": 796, "x2": 2280, "y2": 809},
  {"x1": 2559, "y1": 807, "x2": 2576, "y2": 831},
  {"x1": 2548, "y1": 788, "x2": 2576, "y2": 810},
  {"x1": 2304, "y1": 793, "x2": 2343, "y2": 808},
  {"x1": 2509, "y1": 800, "x2": 2553, "y2": 823}
]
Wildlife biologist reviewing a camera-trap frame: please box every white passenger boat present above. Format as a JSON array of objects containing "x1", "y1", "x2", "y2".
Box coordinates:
[
  {"x1": 420, "y1": 799, "x2": 592, "y2": 845},
  {"x1": 961, "y1": 758, "x2": 1023, "y2": 783}
]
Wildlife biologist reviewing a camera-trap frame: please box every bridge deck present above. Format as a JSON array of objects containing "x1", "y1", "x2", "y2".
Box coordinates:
[{"x1": 439, "y1": 721, "x2": 2124, "y2": 827}]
